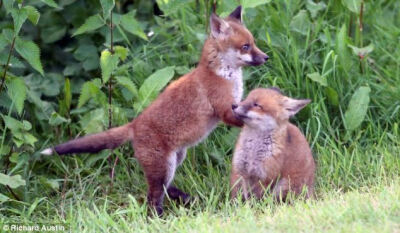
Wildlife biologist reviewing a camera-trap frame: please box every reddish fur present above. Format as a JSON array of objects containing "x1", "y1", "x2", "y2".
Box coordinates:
[
  {"x1": 230, "y1": 88, "x2": 315, "y2": 200},
  {"x1": 48, "y1": 7, "x2": 268, "y2": 216}
]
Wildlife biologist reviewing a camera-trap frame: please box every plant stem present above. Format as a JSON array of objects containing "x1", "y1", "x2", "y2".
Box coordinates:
[
  {"x1": 6, "y1": 185, "x2": 21, "y2": 201},
  {"x1": 0, "y1": 37, "x2": 16, "y2": 93},
  {"x1": 359, "y1": 0, "x2": 364, "y2": 73},
  {"x1": 348, "y1": 14, "x2": 353, "y2": 37},
  {"x1": 359, "y1": 0, "x2": 364, "y2": 47},
  {"x1": 107, "y1": 10, "x2": 119, "y2": 186},
  {"x1": 0, "y1": 0, "x2": 25, "y2": 93}
]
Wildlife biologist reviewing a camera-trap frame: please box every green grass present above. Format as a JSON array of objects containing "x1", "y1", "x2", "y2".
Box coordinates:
[{"x1": 1, "y1": 0, "x2": 400, "y2": 232}]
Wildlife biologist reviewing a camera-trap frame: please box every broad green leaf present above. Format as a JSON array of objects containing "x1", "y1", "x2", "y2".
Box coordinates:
[
  {"x1": 80, "y1": 108, "x2": 106, "y2": 134},
  {"x1": 2, "y1": 115, "x2": 23, "y2": 132},
  {"x1": 40, "y1": 0, "x2": 59, "y2": 8},
  {"x1": 78, "y1": 81, "x2": 93, "y2": 108},
  {"x1": 73, "y1": 14, "x2": 104, "y2": 37},
  {"x1": 325, "y1": 87, "x2": 339, "y2": 107},
  {"x1": 7, "y1": 77, "x2": 27, "y2": 115},
  {"x1": 136, "y1": 66, "x2": 175, "y2": 112},
  {"x1": 336, "y1": 24, "x2": 351, "y2": 71},
  {"x1": 3, "y1": 0, "x2": 14, "y2": 13},
  {"x1": 100, "y1": 0, "x2": 115, "y2": 20},
  {"x1": 74, "y1": 44, "x2": 99, "y2": 71},
  {"x1": 342, "y1": 0, "x2": 361, "y2": 13},
  {"x1": 156, "y1": 0, "x2": 194, "y2": 15},
  {"x1": 0, "y1": 146, "x2": 11, "y2": 156},
  {"x1": 100, "y1": 49, "x2": 119, "y2": 83},
  {"x1": 2, "y1": 29, "x2": 14, "y2": 43},
  {"x1": 307, "y1": 72, "x2": 327, "y2": 87},
  {"x1": 0, "y1": 53, "x2": 25, "y2": 68},
  {"x1": 344, "y1": 86, "x2": 371, "y2": 131},
  {"x1": 0, "y1": 35, "x2": 8, "y2": 51},
  {"x1": 121, "y1": 11, "x2": 148, "y2": 41},
  {"x1": 290, "y1": 10, "x2": 311, "y2": 36},
  {"x1": 116, "y1": 76, "x2": 138, "y2": 98},
  {"x1": 0, "y1": 173, "x2": 26, "y2": 189},
  {"x1": 348, "y1": 44, "x2": 374, "y2": 57},
  {"x1": 78, "y1": 79, "x2": 106, "y2": 108},
  {"x1": 24, "y1": 6, "x2": 40, "y2": 25},
  {"x1": 15, "y1": 38, "x2": 44, "y2": 75},
  {"x1": 242, "y1": 0, "x2": 271, "y2": 9},
  {"x1": 306, "y1": 0, "x2": 326, "y2": 18},
  {"x1": 22, "y1": 120, "x2": 32, "y2": 130},
  {"x1": 49, "y1": 112, "x2": 70, "y2": 125},
  {"x1": 20, "y1": 133, "x2": 37, "y2": 147},
  {"x1": 11, "y1": 8, "x2": 28, "y2": 35},
  {"x1": 114, "y1": 46, "x2": 128, "y2": 61}
]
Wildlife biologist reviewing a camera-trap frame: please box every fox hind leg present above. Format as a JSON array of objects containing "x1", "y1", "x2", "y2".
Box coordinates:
[
  {"x1": 167, "y1": 148, "x2": 191, "y2": 205},
  {"x1": 140, "y1": 149, "x2": 178, "y2": 216}
]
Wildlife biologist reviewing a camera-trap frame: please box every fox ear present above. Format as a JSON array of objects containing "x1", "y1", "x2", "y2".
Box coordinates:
[
  {"x1": 283, "y1": 98, "x2": 311, "y2": 117},
  {"x1": 210, "y1": 13, "x2": 231, "y2": 38},
  {"x1": 228, "y1": 5, "x2": 242, "y2": 22}
]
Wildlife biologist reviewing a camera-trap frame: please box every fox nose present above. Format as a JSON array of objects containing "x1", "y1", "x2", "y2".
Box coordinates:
[
  {"x1": 264, "y1": 55, "x2": 269, "y2": 61},
  {"x1": 232, "y1": 104, "x2": 238, "y2": 110}
]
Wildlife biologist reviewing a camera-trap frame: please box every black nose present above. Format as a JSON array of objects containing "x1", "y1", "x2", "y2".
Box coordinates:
[
  {"x1": 264, "y1": 55, "x2": 269, "y2": 61},
  {"x1": 232, "y1": 104, "x2": 238, "y2": 110}
]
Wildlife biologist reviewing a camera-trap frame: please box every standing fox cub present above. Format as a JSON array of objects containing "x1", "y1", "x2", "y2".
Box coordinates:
[
  {"x1": 230, "y1": 88, "x2": 315, "y2": 200},
  {"x1": 41, "y1": 6, "x2": 268, "y2": 215}
]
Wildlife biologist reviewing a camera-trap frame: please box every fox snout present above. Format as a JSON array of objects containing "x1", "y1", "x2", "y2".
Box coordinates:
[
  {"x1": 249, "y1": 48, "x2": 269, "y2": 66},
  {"x1": 233, "y1": 104, "x2": 250, "y2": 120}
]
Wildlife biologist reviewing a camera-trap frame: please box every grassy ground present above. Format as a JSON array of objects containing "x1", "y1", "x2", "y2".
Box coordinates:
[{"x1": 1, "y1": 0, "x2": 400, "y2": 232}]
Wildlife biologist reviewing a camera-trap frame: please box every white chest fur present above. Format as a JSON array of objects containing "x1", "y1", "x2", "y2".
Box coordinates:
[
  {"x1": 233, "y1": 129, "x2": 273, "y2": 179},
  {"x1": 216, "y1": 66, "x2": 243, "y2": 103},
  {"x1": 216, "y1": 48, "x2": 245, "y2": 103}
]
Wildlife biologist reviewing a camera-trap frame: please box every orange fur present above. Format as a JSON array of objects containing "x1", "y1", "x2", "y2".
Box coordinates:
[
  {"x1": 230, "y1": 88, "x2": 315, "y2": 200},
  {"x1": 43, "y1": 6, "x2": 268, "y2": 216}
]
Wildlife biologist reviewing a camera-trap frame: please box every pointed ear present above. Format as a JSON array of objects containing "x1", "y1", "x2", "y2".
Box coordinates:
[
  {"x1": 210, "y1": 13, "x2": 231, "y2": 38},
  {"x1": 284, "y1": 98, "x2": 311, "y2": 117},
  {"x1": 228, "y1": 5, "x2": 242, "y2": 22}
]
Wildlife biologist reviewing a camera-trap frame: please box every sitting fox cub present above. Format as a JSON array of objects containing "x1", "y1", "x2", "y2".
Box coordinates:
[{"x1": 230, "y1": 88, "x2": 315, "y2": 200}]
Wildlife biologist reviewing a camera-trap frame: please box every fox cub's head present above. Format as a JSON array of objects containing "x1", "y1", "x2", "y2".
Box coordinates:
[
  {"x1": 232, "y1": 88, "x2": 310, "y2": 131},
  {"x1": 209, "y1": 6, "x2": 269, "y2": 66}
]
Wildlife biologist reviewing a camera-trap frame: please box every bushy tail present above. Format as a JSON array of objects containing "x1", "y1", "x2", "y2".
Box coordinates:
[{"x1": 41, "y1": 123, "x2": 134, "y2": 155}]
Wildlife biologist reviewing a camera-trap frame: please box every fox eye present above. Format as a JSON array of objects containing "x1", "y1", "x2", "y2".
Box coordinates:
[
  {"x1": 253, "y1": 102, "x2": 262, "y2": 109},
  {"x1": 242, "y1": 43, "x2": 250, "y2": 51}
]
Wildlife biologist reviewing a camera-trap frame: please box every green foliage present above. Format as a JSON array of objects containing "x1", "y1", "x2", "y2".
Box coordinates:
[
  {"x1": 134, "y1": 66, "x2": 175, "y2": 112},
  {"x1": 40, "y1": 0, "x2": 60, "y2": 9},
  {"x1": 10, "y1": 8, "x2": 28, "y2": 35},
  {"x1": 14, "y1": 38, "x2": 44, "y2": 75},
  {"x1": 242, "y1": 0, "x2": 271, "y2": 9},
  {"x1": 24, "y1": 6, "x2": 40, "y2": 25},
  {"x1": 342, "y1": 0, "x2": 362, "y2": 13},
  {"x1": 7, "y1": 77, "x2": 26, "y2": 115},
  {"x1": 73, "y1": 14, "x2": 105, "y2": 37},
  {"x1": 344, "y1": 86, "x2": 371, "y2": 132},
  {"x1": 307, "y1": 72, "x2": 327, "y2": 87},
  {"x1": 0, "y1": 173, "x2": 26, "y2": 189},
  {"x1": 290, "y1": 10, "x2": 311, "y2": 35},
  {"x1": 100, "y1": 49, "x2": 119, "y2": 83},
  {"x1": 100, "y1": 0, "x2": 115, "y2": 20},
  {"x1": 120, "y1": 11, "x2": 148, "y2": 41}
]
